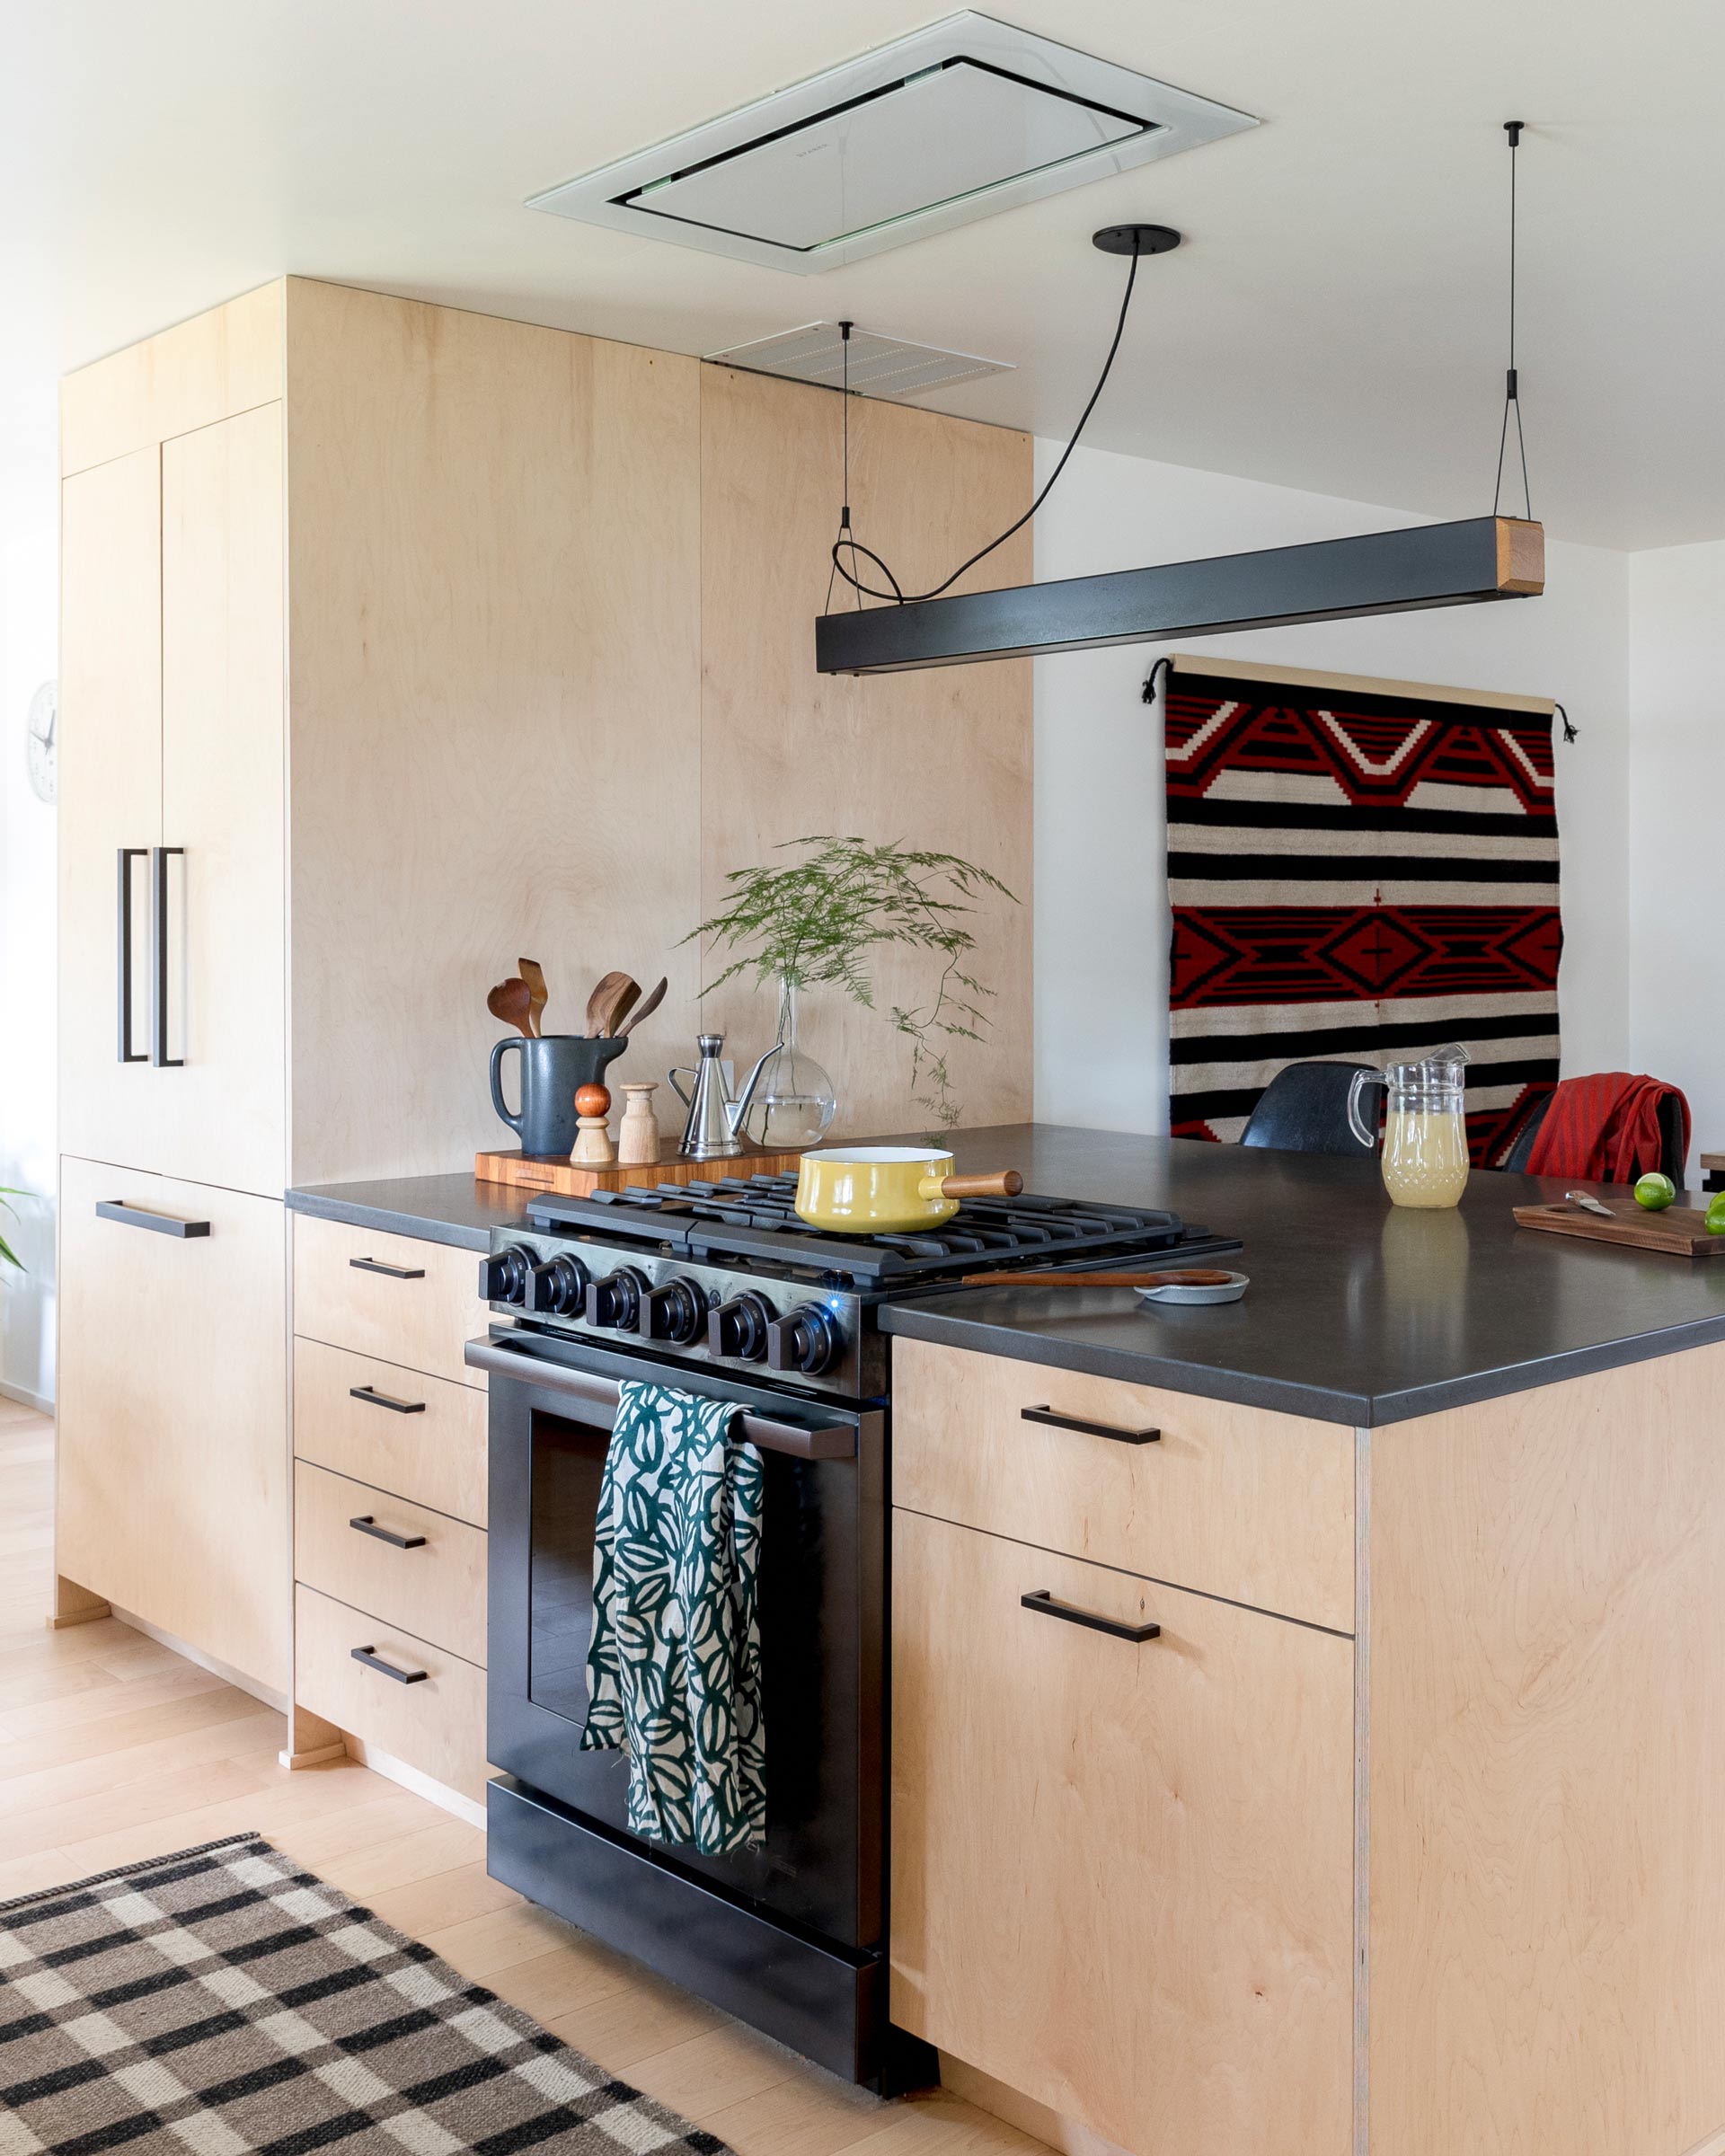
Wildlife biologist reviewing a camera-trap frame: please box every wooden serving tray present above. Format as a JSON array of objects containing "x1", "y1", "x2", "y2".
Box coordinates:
[
  {"x1": 474, "y1": 1144, "x2": 806, "y2": 1198},
  {"x1": 1513, "y1": 1198, "x2": 1725, "y2": 1259}
]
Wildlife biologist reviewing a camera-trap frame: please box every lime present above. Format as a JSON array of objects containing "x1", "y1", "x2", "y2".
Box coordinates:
[
  {"x1": 1635, "y1": 1171, "x2": 1676, "y2": 1211},
  {"x1": 1708, "y1": 1194, "x2": 1725, "y2": 1237}
]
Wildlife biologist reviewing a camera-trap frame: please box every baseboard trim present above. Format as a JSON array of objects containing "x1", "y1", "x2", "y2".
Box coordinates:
[
  {"x1": 0, "y1": 1377, "x2": 52, "y2": 1414},
  {"x1": 1681, "y1": 2126, "x2": 1725, "y2": 2156},
  {"x1": 937, "y1": 2054, "x2": 1134, "y2": 2156},
  {"x1": 105, "y1": 1604, "x2": 289, "y2": 1714},
  {"x1": 341, "y1": 1735, "x2": 487, "y2": 1828},
  {"x1": 279, "y1": 1741, "x2": 349, "y2": 1771}
]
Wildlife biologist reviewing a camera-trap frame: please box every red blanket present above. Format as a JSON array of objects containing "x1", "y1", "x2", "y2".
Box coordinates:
[{"x1": 1525, "y1": 1073, "x2": 1692, "y2": 1185}]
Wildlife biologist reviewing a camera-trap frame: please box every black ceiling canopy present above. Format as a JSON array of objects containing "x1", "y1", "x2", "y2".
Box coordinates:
[{"x1": 815, "y1": 517, "x2": 1545, "y2": 676}]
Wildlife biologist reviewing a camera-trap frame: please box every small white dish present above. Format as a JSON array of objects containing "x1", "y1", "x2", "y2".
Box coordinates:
[{"x1": 1137, "y1": 1270, "x2": 1250, "y2": 1305}]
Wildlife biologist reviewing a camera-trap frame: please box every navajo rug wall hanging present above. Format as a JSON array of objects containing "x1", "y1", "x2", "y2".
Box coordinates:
[{"x1": 1160, "y1": 653, "x2": 1562, "y2": 1163}]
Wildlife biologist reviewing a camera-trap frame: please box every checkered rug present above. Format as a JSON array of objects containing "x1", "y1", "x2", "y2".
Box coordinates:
[{"x1": 0, "y1": 1832, "x2": 732, "y2": 2155}]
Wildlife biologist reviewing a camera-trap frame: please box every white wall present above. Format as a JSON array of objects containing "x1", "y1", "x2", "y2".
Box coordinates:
[
  {"x1": 1628, "y1": 542, "x2": 1725, "y2": 1179},
  {"x1": 1032, "y1": 442, "x2": 1632, "y2": 1135},
  {"x1": 0, "y1": 402, "x2": 60, "y2": 1407}
]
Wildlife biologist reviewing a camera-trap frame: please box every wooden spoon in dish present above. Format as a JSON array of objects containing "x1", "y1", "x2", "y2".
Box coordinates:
[
  {"x1": 488, "y1": 978, "x2": 535, "y2": 1038},
  {"x1": 616, "y1": 976, "x2": 668, "y2": 1036},
  {"x1": 517, "y1": 959, "x2": 548, "y2": 1038}
]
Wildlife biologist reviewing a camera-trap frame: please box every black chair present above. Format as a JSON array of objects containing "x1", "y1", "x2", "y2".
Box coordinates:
[
  {"x1": 1240, "y1": 1061, "x2": 1381, "y2": 1158},
  {"x1": 1502, "y1": 1089, "x2": 1688, "y2": 1183}
]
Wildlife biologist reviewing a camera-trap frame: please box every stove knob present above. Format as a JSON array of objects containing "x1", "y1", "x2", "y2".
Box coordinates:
[
  {"x1": 585, "y1": 1266, "x2": 648, "y2": 1330},
  {"x1": 708, "y1": 1292, "x2": 773, "y2": 1363},
  {"x1": 528, "y1": 1252, "x2": 591, "y2": 1317},
  {"x1": 766, "y1": 1301, "x2": 845, "y2": 1378},
  {"x1": 480, "y1": 1244, "x2": 538, "y2": 1305},
  {"x1": 641, "y1": 1277, "x2": 706, "y2": 1346}
]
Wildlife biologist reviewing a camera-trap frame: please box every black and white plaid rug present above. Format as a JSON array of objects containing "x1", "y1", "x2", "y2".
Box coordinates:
[{"x1": 0, "y1": 1832, "x2": 732, "y2": 2155}]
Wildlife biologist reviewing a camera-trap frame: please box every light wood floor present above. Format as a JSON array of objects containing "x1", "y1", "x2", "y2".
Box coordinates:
[{"x1": 0, "y1": 1398, "x2": 1039, "y2": 2156}]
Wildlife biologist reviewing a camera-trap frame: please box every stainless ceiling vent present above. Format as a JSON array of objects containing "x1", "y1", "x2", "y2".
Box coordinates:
[
  {"x1": 528, "y1": 13, "x2": 1254, "y2": 274},
  {"x1": 703, "y1": 322, "x2": 1012, "y2": 400}
]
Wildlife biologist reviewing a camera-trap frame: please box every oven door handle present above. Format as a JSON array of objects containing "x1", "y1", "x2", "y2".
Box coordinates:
[{"x1": 463, "y1": 1337, "x2": 856, "y2": 1461}]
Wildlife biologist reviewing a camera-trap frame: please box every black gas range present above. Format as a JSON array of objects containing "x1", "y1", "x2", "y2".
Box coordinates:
[{"x1": 470, "y1": 1176, "x2": 1238, "y2": 2087}]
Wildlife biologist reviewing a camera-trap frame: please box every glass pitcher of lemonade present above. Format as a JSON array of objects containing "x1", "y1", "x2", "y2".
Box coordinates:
[{"x1": 1348, "y1": 1053, "x2": 1471, "y2": 1209}]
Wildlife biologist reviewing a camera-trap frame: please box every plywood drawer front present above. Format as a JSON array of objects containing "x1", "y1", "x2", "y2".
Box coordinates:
[
  {"x1": 294, "y1": 1338, "x2": 487, "y2": 1527},
  {"x1": 890, "y1": 1508, "x2": 1353, "y2": 2156},
  {"x1": 295, "y1": 1585, "x2": 488, "y2": 1805},
  {"x1": 293, "y1": 1213, "x2": 489, "y2": 1389},
  {"x1": 892, "y1": 1337, "x2": 1354, "y2": 1632},
  {"x1": 294, "y1": 1462, "x2": 486, "y2": 1666}
]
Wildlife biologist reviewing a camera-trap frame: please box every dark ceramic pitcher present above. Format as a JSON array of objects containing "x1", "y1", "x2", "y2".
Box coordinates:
[{"x1": 490, "y1": 1034, "x2": 628, "y2": 1156}]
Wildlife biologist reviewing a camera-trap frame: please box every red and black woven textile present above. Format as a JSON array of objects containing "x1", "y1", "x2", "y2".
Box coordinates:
[{"x1": 1164, "y1": 662, "x2": 1561, "y2": 1164}]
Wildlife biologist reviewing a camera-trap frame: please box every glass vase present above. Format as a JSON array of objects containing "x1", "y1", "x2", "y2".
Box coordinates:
[{"x1": 749, "y1": 976, "x2": 836, "y2": 1150}]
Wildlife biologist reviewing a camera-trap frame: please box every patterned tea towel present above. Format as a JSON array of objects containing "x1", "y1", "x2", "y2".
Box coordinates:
[{"x1": 581, "y1": 1379, "x2": 766, "y2": 1851}]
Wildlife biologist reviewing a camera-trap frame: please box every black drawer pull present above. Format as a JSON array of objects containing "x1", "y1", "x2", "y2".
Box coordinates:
[
  {"x1": 96, "y1": 1200, "x2": 210, "y2": 1239},
  {"x1": 350, "y1": 1645, "x2": 429, "y2": 1683},
  {"x1": 349, "y1": 1256, "x2": 426, "y2": 1279},
  {"x1": 349, "y1": 1384, "x2": 427, "y2": 1416},
  {"x1": 349, "y1": 1515, "x2": 427, "y2": 1550},
  {"x1": 1022, "y1": 1588, "x2": 1161, "y2": 1644},
  {"x1": 1022, "y1": 1404, "x2": 1161, "y2": 1445}
]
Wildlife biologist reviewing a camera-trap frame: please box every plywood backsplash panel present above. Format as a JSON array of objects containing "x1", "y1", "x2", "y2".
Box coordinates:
[{"x1": 698, "y1": 365, "x2": 1033, "y2": 1139}]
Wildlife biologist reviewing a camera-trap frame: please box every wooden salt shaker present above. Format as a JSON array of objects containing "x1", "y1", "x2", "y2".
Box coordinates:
[
  {"x1": 616, "y1": 1082, "x2": 660, "y2": 1168},
  {"x1": 571, "y1": 1083, "x2": 616, "y2": 1167}
]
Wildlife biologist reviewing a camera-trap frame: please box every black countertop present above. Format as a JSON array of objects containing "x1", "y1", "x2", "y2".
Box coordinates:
[{"x1": 288, "y1": 1125, "x2": 1725, "y2": 1426}]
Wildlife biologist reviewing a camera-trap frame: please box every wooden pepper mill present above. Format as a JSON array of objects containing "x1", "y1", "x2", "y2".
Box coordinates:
[
  {"x1": 571, "y1": 1083, "x2": 615, "y2": 1167},
  {"x1": 615, "y1": 1082, "x2": 660, "y2": 1168}
]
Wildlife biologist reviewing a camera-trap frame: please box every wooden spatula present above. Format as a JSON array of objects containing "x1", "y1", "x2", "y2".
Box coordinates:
[
  {"x1": 587, "y1": 972, "x2": 641, "y2": 1038},
  {"x1": 518, "y1": 959, "x2": 547, "y2": 1038},
  {"x1": 487, "y1": 978, "x2": 535, "y2": 1038},
  {"x1": 617, "y1": 976, "x2": 668, "y2": 1036}
]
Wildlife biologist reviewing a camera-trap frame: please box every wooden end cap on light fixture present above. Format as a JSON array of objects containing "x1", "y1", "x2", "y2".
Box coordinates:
[{"x1": 815, "y1": 514, "x2": 1547, "y2": 676}]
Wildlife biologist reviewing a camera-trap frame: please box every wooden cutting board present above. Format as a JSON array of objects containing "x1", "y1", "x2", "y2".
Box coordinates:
[
  {"x1": 474, "y1": 1144, "x2": 806, "y2": 1198},
  {"x1": 1513, "y1": 1197, "x2": 1725, "y2": 1258}
]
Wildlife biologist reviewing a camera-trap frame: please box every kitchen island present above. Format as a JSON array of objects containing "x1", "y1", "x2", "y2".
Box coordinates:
[{"x1": 288, "y1": 1128, "x2": 1725, "y2": 2156}]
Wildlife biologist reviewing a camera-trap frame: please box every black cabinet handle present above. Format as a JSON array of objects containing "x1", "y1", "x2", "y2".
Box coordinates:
[
  {"x1": 117, "y1": 848, "x2": 148, "y2": 1063},
  {"x1": 1022, "y1": 1588, "x2": 1161, "y2": 1643},
  {"x1": 349, "y1": 1384, "x2": 427, "y2": 1416},
  {"x1": 96, "y1": 1199, "x2": 210, "y2": 1239},
  {"x1": 149, "y1": 846, "x2": 183, "y2": 1069},
  {"x1": 350, "y1": 1645, "x2": 429, "y2": 1683},
  {"x1": 1022, "y1": 1404, "x2": 1161, "y2": 1445},
  {"x1": 349, "y1": 1256, "x2": 426, "y2": 1280},
  {"x1": 349, "y1": 1515, "x2": 427, "y2": 1550}
]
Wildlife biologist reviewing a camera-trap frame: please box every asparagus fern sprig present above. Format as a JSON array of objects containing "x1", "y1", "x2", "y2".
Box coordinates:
[{"x1": 684, "y1": 836, "x2": 1017, "y2": 1128}]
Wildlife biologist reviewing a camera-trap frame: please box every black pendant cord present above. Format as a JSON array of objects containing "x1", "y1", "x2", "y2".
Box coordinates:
[
  {"x1": 1492, "y1": 119, "x2": 1534, "y2": 522},
  {"x1": 1141, "y1": 654, "x2": 1172, "y2": 706},
  {"x1": 830, "y1": 243, "x2": 1144, "y2": 608}
]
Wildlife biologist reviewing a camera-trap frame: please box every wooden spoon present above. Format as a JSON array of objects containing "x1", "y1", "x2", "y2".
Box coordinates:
[
  {"x1": 584, "y1": 970, "x2": 633, "y2": 1037},
  {"x1": 958, "y1": 1267, "x2": 1239, "y2": 1288},
  {"x1": 517, "y1": 959, "x2": 547, "y2": 1038},
  {"x1": 617, "y1": 976, "x2": 668, "y2": 1036},
  {"x1": 488, "y1": 978, "x2": 535, "y2": 1038}
]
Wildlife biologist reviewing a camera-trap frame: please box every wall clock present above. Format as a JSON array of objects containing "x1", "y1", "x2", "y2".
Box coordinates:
[{"x1": 26, "y1": 680, "x2": 56, "y2": 803}]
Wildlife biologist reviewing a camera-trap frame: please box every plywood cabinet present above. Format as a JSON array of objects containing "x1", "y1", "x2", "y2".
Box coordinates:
[
  {"x1": 56, "y1": 1154, "x2": 288, "y2": 1693},
  {"x1": 891, "y1": 1508, "x2": 1353, "y2": 2156}
]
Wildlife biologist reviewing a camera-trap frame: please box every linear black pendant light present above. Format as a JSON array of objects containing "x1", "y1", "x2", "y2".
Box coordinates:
[{"x1": 816, "y1": 137, "x2": 1544, "y2": 677}]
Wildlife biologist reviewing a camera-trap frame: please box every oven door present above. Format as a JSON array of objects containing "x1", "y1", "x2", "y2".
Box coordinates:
[{"x1": 475, "y1": 1326, "x2": 882, "y2": 1950}]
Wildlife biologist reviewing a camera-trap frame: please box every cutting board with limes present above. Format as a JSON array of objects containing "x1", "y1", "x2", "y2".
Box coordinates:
[{"x1": 1513, "y1": 1198, "x2": 1725, "y2": 1258}]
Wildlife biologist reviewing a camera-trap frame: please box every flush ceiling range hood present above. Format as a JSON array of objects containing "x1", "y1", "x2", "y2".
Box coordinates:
[{"x1": 815, "y1": 517, "x2": 1545, "y2": 675}]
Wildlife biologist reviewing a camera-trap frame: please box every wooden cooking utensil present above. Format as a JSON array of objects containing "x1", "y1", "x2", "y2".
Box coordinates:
[
  {"x1": 517, "y1": 959, "x2": 547, "y2": 1038},
  {"x1": 941, "y1": 1171, "x2": 1023, "y2": 1199},
  {"x1": 600, "y1": 976, "x2": 641, "y2": 1036},
  {"x1": 582, "y1": 978, "x2": 638, "y2": 1043},
  {"x1": 617, "y1": 975, "x2": 668, "y2": 1036},
  {"x1": 487, "y1": 978, "x2": 535, "y2": 1038},
  {"x1": 959, "y1": 1267, "x2": 1239, "y2": 1288}
]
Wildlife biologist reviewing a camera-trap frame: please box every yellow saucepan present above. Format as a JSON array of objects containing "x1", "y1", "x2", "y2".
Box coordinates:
[{"x1": 794, "y1": 1147, "x2": 1024, "y2": 1233}]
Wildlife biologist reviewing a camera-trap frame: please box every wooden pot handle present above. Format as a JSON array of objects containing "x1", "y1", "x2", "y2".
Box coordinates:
[{"x1": 940, "y1": 1171, "x2": 1024, "y2": 1199}]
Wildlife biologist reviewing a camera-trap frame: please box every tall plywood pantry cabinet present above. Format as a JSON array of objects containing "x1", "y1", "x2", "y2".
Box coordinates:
[{"x1": 54, "y1": 277, "x2": 1034, "y2": 1701}]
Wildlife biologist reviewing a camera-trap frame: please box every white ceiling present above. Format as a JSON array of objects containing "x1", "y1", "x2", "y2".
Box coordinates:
[{"x1": 4, "y1": 0, "x2": 1721, "y2": 549}]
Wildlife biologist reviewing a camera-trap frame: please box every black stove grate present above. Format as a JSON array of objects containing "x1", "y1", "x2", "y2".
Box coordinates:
[{"x1": 526, "y1": 1173, "x2": 1224, "y2": 1290}]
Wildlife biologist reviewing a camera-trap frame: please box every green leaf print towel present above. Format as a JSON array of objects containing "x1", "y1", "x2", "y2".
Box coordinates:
[{"x1": 581, "y1": 1379, "x2": 766, "y2": 1852}]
